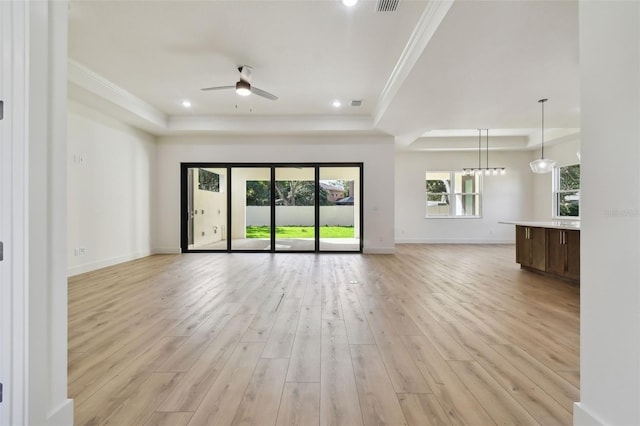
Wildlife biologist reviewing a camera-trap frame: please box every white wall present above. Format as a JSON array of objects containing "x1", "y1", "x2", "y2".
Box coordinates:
[
  {"x1": 575, "y1": 2, "x2": 640, "y2": 425},
  {"x1": 395, "y1": 150, "x2": 534, "y2": 243},
  {"x1": 154, "y1": 136, "x2": 395, "y2": 253},
  {"x1": 67, "y1": 100, "x2": 156, "y2": 276},
  {"x1": 531, "y1": 134, "x2": 581, "y2": 221}
]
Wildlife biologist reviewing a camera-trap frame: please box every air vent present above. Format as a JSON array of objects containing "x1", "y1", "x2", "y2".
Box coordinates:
[
  {"x1": 376, "y1": 0, "x2": 399, "y2": 12},
  {"x1": 351, "y1": 100, "x2": 363, "y2": 107}
]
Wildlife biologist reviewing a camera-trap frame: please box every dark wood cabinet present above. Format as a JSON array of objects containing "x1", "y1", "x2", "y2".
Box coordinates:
[
  {"x1": 515, "y1": 225, "x2": 546, "y2": 270},
  {"x1": 514, "y1": 224, "x2": 579, "y2": 283},
  {"x1": 546, "y1": 229, "x2": 580, "y2": 281}
]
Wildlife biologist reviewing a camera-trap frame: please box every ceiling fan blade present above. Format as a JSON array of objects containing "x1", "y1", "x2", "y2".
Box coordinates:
[
  {"x1": 200, "y1": 85, "x2": 235, "y2": 91},
  {"x1": 250, "y1": 86, "x2": 278, "y2": 101}
]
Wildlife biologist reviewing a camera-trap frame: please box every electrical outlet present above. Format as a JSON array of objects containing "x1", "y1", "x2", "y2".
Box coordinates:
[
  {"x1": 80, "y1": 247, "x2": 86, "y2": 255},
  {"x1": 74, "y1": 248, "x2": 79, "y2": 256}
]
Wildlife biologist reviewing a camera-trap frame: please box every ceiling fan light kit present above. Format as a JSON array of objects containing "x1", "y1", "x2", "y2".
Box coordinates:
[{"x1": 235, "y1": 80, "x2": 251, "y2": 96}]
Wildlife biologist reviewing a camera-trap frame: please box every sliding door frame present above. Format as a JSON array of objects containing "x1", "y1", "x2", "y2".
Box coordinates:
[{"x1": 180, "y1": 162, "x2": 363, "y2": 253}]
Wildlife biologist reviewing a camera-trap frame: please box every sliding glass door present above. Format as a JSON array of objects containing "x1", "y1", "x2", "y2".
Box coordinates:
[
  {"x1": 232, "y1": 167, "x2": 272, "y2": 250},
  {"x1": 275, "y1": 167, "x2": 316, "y2": 252},
  {"x1": 181, "y1": 163, "x2": 363, "y2": 253},
  {"x1": 319, "y1": 166, "x2": 361, "y2": 252},
  {"x1": 184, "y1": 167, "x2": 228, "y2": 251}
]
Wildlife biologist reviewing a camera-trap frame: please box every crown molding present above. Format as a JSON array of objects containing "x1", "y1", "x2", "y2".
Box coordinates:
[
  {"x1": 167, "y1": 114, "x2": 379, "y2": 135},
  {"x1": 372, "y1": 0, "x2": 454, "y2": 127},
  {"x1": 68, "y1": 59, "x2": 383, "y2": 136},
  {"x1": 68, "y1": 59, "x2": 167, "y2": 129},
  {"x1": 525, "y1": 128, "x2": 581, "y2": 149},
  {"x1": 406, "y1": 135, "x2": 529, "y2": 151}
]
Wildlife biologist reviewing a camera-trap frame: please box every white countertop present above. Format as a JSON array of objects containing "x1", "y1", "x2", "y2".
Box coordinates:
[{"x1": 499, "y1": 220, "x2": 580, "y2": 230}]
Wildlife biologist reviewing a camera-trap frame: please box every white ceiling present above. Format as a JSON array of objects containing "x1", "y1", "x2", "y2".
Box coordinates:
[{"x1": 67, "y1": 0, "x2": 580, "y2": 150}]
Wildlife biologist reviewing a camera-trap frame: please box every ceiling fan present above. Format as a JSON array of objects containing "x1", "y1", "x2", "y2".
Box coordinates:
[{"x1": 201, "y1": 65, "x2": 278, "y2": 100}]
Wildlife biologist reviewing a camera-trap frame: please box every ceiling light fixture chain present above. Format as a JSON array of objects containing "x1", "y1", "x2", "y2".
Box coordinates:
[{"x1": 478, "y1": 128, "x2": 482, "y2": 170}]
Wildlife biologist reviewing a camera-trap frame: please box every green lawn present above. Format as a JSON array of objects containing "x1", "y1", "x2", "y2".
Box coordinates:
[{"x1": 246, "y1": 226, "x2": 354, "y2": 238}]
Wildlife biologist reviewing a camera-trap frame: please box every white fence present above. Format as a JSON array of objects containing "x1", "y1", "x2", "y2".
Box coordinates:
[{"x1": 246, "y1": 206, "x2": 355, "y2": 226}]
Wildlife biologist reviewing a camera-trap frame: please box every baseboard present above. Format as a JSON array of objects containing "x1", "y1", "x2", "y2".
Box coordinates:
[
  {"x1": 395, "y1": 238, "x2": 514, "y2": 244},
  {"x1": 152, "y1": 247, "x2": 182, "y2": 254},
  {"x1": 363, "y1": 246, "x2": 396, "y2": 254},
  {"x1": 47, "y1": 398, "x2": 73, "y2": 426},
  {"x1": 573, "y1": 403, "x2": 604, "y2": 426},
  {"x1": 67, "y1": 250, "x2": 152, "y2": 277}
]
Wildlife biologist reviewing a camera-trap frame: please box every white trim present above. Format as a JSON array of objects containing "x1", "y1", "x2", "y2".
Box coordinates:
[
  {"x1": 47, "y1": 399, "x2": 74, "y2": 426},
  {"x1": 68, "y1": 59, "x2": 168, "y2": 130},
  {"x1": 573, "y1": 403, "x2": 604, "y2": 426},
  {"x1": 373, "y1": 0, "x2": 454, "y2": 127},
  {"x1": 68, "y1": 61, "x2": 383, "y2": 137},
  {"x1": 67, "y1": 250, "x2": 153, "y2": 277},
  {"x1": 395, "y1": 238, "x2": 513, "y2": 244},
  {"x1": 363, "y1": 246, "x2": 396, "y2": 254},
  {"x1": 0, "y1": 1, "x2": 29, "y2": 424},
  {"x1": 152, "y1": 247, "x2": 182, "y2": 255},
  {"x1": 424, "y1": 216, "x2": 482, "y2": 219}
]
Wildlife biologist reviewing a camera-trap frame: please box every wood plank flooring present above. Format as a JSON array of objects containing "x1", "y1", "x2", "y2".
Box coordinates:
[{"x1": 68, "y1": 244, "x2": 580, "y2": 426}]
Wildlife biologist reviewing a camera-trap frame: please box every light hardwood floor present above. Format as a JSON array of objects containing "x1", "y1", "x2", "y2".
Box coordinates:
[{"x1": 68, "y1": 244, "x2": 579, "y2": 426}]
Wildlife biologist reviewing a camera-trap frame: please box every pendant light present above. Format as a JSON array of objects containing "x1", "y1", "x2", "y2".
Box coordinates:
[
  {"x1": 463, "y1": 129, "x2": 505, "y2": 176},
  {"x1": 463, "y1": 129, "x2": 482, "y2": 175},
  {"x1": 529, "y1": 98, "x2": 556, "y2": 173},
  {"x1": 484, "y1": 129, "x2": 505, "y2": 175}
]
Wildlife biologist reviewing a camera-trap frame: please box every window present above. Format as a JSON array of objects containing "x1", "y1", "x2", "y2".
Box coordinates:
[
  {"x1": 554, "y1": 164, "x2": 580, "y2": 218},
  {"x1": 426, "y1": 171, "x2": 481, "y2": 217}
]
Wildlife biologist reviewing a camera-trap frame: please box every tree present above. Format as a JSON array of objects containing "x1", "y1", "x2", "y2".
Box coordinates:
[
  {"x1": 426, "y1": 179, "x2": 449, "y2": 204},
  {"x1": 275, "y1": 180, "x2": 315, "y2": 206},
  {"x1": 246, "y1": 180, "x2": 270, "y2": 206},
  {"x1": 558, "y1": 165, "x2": 580, "y2": 216}
]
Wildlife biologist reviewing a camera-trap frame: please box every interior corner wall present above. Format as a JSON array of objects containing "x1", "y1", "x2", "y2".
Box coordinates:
[
  {"x1": 67, "y1": 100, "x2": 156, "y2": 276},
  {"x1": 153, "y1": 135, "x2": 395, "y2": 254},
  {"x1": 577, "y1": 2, "x2": 640, "y2": 424},
  {"x1": 530, "y1": 135, "x2": 581, "y2": 221},
  {"x1": 394, "y1": 150, "x2": 534, "y2": 243}
]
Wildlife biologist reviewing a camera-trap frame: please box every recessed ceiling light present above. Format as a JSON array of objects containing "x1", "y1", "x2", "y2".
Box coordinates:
[
  {"x1": 182, "y1": 100, "x2": 191, "y2": 108},
  {"x1": 342, "y1": 0, "x2": 358, "y2": 6},
  {"x1": 333, "y1": 100, "x2": 342, "y2": 108}
]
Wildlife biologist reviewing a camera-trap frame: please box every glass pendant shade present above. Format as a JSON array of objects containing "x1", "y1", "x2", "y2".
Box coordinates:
[
  {"x1": 530, "y1": 98, "x2": 555, "y2": 174},
  {"x1": 529, "y1": 158, "x2": 556, "y2": 174}
]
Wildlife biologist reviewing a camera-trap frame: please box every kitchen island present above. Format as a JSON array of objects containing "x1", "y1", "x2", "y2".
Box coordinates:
[{"x1": 500, "y1": 221, "x2": 580, "y2": 283}]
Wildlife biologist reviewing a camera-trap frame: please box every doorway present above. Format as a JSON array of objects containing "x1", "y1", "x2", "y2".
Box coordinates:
[{"x1": 181, "y1": 163, "x2": 363, "y2": 253}]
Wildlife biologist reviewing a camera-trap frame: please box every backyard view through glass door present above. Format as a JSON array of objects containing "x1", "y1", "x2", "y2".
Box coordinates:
[
  {"x1": 319, "y1": 166, "x2": 360, "y2": 251},
  {"x1": 275, "y1": 167, "x2": 316, "y2": 251},
  {"x1": 181, "y1": 163, "x2": 363, "y2": 253},
  {"x1": 233, "y1": 167, "x2": 271, "y2": 250}
]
